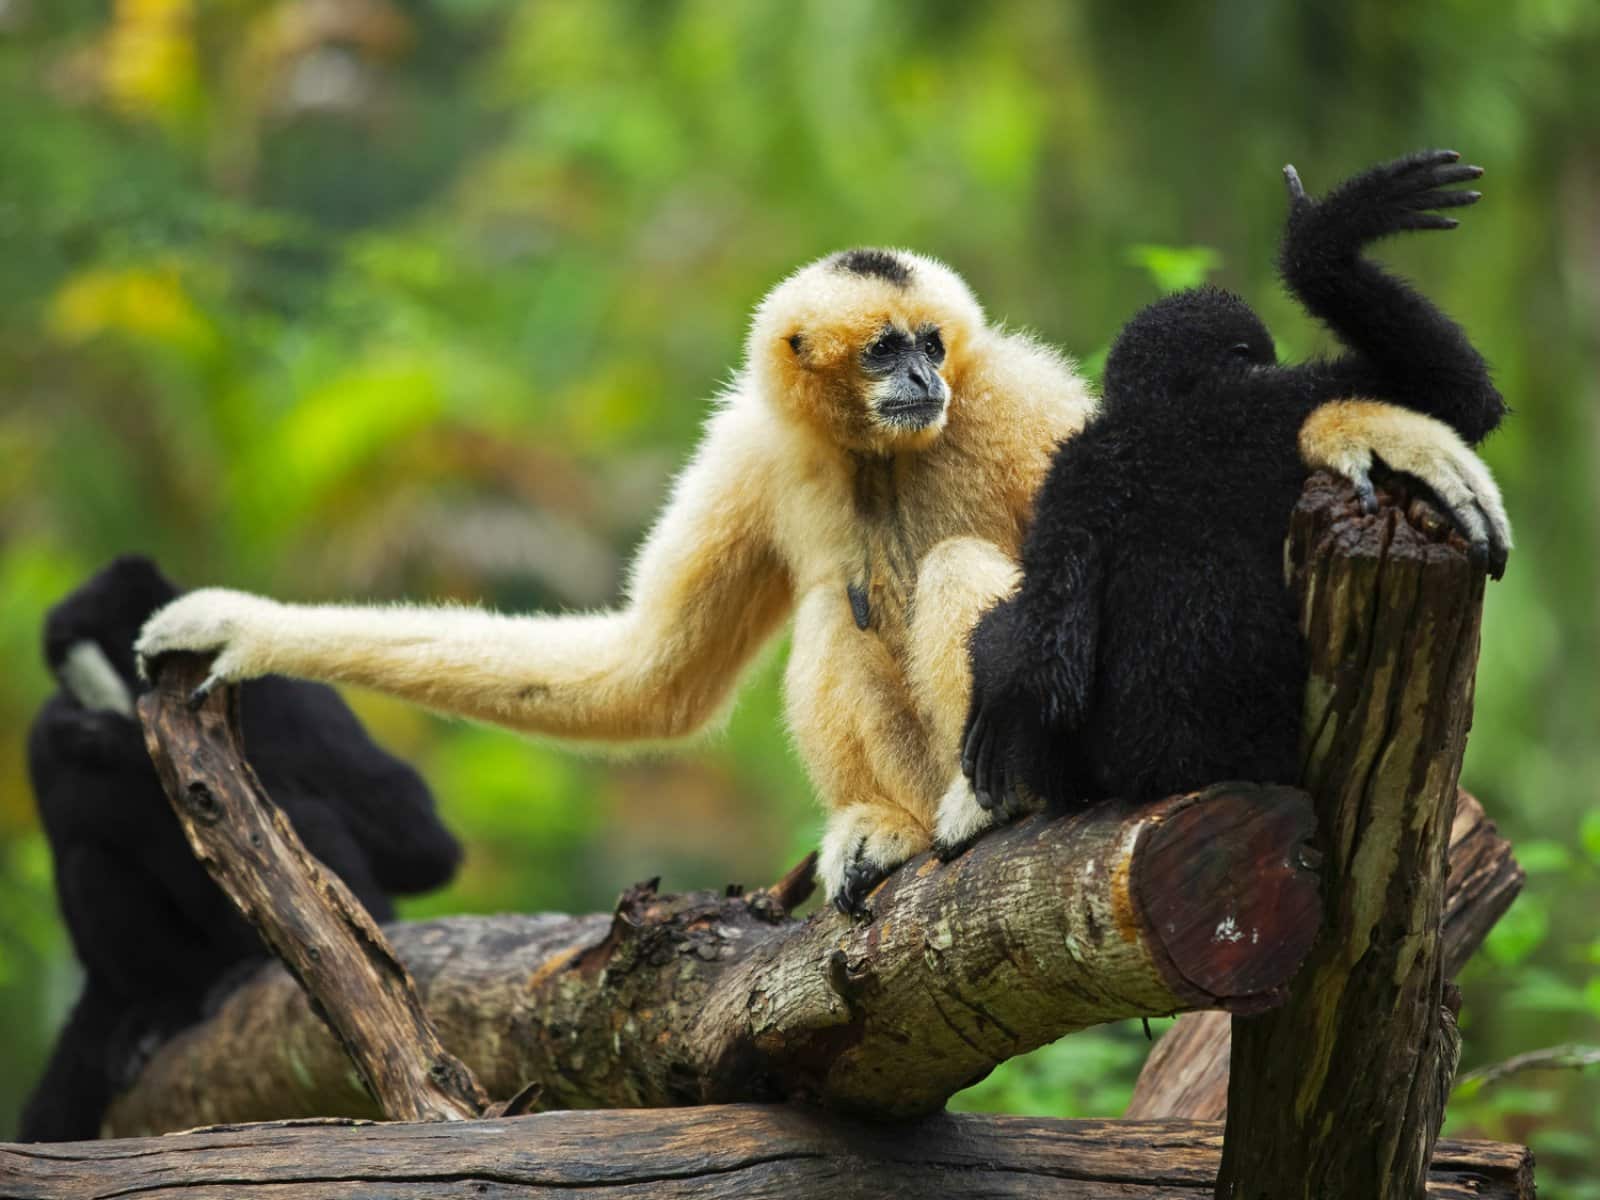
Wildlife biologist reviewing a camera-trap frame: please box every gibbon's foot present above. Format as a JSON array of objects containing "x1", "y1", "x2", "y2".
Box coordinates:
[
  {"x1": 1300, "y1": 402, "x2": 1512, "y2": 579},
  {"x1": 819, "y1": 804, "x2": 931, "y2": 916},
  {"x1": 1285, "y1": 148, "x2": 1484, "y2": 250},
  {"x1": 135, "y1": 588, "x2": 282, "y2": 701},
  {"x1": 932, "y1": 772, "x2": 1047, "y2": 860}
]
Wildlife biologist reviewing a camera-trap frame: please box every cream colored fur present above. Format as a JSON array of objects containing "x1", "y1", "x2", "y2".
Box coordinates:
[
  {"x1": 137, "y1": 249, "x2": 1511, "y2": 905},
  {"x1": 1299, "y1": 400, "x2": 1511, "y2": 552}
]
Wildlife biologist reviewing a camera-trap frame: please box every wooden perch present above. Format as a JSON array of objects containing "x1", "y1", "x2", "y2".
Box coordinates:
[
  {"x1": 136, "y1": 652, "x2": 485, "y2": 1124},
  {"x1": 103, "y1": 780, "x2": 1320, "y2": 1135},
  {"x1": 0, "y1": 1108, "x2": 1536, "y2": 1200},
  {"x1": 1216, "y1": 476, "x2": 1491, "y2": 1199},
  {"x1": 1127, "y1": 790, "x2": 1524, "y2": 1120}
]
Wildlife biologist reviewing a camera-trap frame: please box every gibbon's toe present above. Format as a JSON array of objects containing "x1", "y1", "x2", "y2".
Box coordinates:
[
  {"x1": 835, "y1": 857, "x2": 890, "y2": 917},
  {"x1": 818, "y1": 803, "x2": 930, "y2": 917}
]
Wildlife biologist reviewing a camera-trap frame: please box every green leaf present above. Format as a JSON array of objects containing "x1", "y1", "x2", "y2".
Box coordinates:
[
  {"x1": 1484, "y1": 892, "x2": 1549, "y2": 966},
  {"x1": 1515, "y1": 840, "x2": 1574, "y2": 874},
  {"x1": 1125, "y1": 244, "x2": 1223, "y2": 294},
  {"x1": 1581, "y1": 809, "x2": 1600, "y2": 865},
  {"x1": 1505, "y1": 967, "x2": 1591, "y2": 1013}
]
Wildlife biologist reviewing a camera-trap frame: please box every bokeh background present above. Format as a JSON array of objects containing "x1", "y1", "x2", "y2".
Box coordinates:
[{"x1": 1, "y1": 0, "x2": 1596, "y2": 1192}]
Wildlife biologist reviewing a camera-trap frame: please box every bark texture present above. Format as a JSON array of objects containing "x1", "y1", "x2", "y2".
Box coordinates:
[
  {"x1": 105, "y1": 782, "x2": 1320, "y2": 1135},
  {"x1": 136, "y1": 652, "x2": 485, "y2": 1124},
  {"x1": 0, "y1": 1108, "x2": 1536, "y2": 1200},
  {"x1": 1127, "y1": 790, "x2": 1523, "y2": 1121},
  {"x1": 1215, "y1": 477, "x2": 1488, "y2": 1199}
]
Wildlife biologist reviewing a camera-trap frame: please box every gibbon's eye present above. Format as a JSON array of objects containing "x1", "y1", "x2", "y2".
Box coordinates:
[
  {"x1": 865, "y1": 329, "x2": 910, "y2": 366},
  {"x1": 1229, "y1": 342, "x2": 1254, "y2": 359},
  {"x1": 922, "y1": 329, "x2": 945, "y2": 364},
  {"x1": 787, "y1": 333, "x2": 804, "y2": 355}
]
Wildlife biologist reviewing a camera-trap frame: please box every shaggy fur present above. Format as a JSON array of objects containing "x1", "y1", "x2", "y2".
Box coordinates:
[
  {"x1": 135, "y1": 244, "x2": 1510, "y2": 914},
  {"x1": 21, "y1": 556, "x2": 460, "y2": 1142},
  {"x1": 962, "y1": 151, "x2": 1509, "y2": 818}
]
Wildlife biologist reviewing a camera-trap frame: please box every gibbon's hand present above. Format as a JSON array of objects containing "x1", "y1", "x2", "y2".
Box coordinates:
[
  {"x1": 1300, "y1": 401, "x2": 1512, "y2": 578},
  {"x1": 941, "y1": 602, "x2": 1057, "y2": 848},
  {"x1": 136, "y1": 589, "x2": 282, "y2": 703},
  {"x1": 818, "y1": 803, "x2": 932, "y2": 918},
  {"x1": 1283, "y1": 149, "x2": 1483, "y2": 256}
]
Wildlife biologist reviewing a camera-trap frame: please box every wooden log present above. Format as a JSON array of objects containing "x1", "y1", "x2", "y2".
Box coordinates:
[
  {"x1": 136, "y1": 652, "x2": 486, "y2": 1124},
  {"x1": 1127, "y1": 790, "x2": 1523, "y2": 1120},
  {"x1": 104, "y1": 781, "x2": 1321, "y2": 1135},
  {"x1": 1215, "y1": 476, "x2": 1488, "y2": 1199},
  {"x1": 0, "y1": 1108, "x2": 1536, "y2": 1200}
]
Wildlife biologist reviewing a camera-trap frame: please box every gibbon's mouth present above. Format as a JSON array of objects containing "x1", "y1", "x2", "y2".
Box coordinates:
[{"x1": 875, "y1": 398, "x2": 947, "y2": 429}]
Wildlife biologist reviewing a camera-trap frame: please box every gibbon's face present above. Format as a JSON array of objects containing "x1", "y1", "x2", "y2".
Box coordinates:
[{"x1": 750, "y1": 248, "x2": 985, "y2": 454}]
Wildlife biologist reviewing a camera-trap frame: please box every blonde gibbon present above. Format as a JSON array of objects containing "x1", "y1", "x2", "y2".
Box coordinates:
[{"x1": 137, "y1": 247, "x2": 1511, "y2": 912}]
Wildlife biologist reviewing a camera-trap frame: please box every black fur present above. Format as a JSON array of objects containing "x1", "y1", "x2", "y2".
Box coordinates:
[
  {"x1": 832, "y1": 248, "x2": 913, "y2": 287},
  {"x1": 19, "y1": 556, "x2": 462, "y2": 1142},
  {"x1": 962, "y1": 150, "x2": 1505, "y2": 814}
]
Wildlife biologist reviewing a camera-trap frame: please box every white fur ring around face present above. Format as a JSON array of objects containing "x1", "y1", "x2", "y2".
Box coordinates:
[{"x1": 135, "y1": 587, "x2": 279, "y2": 694}]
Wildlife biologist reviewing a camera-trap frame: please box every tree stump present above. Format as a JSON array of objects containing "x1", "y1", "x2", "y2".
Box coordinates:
[{"x1": 1216, "y1": 475, "x2": 1489, "y2": 1199}]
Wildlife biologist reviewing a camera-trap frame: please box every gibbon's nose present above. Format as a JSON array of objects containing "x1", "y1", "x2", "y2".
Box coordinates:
[{"x1": 906, "y1": 356, "x2": 935, "y2": 397}]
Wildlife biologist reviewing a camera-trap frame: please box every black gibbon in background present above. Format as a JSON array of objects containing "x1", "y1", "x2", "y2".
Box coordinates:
[
  {"x1": 963, "y1": 151, "x2": 1507, "y2": 817},
  {"x1": 19, "y1": 556, "x2": 462, "y2": 1142}
]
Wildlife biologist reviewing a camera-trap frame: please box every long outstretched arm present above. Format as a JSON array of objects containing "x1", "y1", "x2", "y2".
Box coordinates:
[
  {"x1": 137, "y1": 408, "x2": 794, "y2": 742},
  {"x1": 1280, "y1": 150, "x2": 1506, "y2": 445}
]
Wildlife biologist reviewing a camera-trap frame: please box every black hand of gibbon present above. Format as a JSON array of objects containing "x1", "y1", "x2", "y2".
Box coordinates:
[
  {"x1": 961, "y1": 578, "x2": 1095, "y2": 815},
  {"x1": 1279, "y1": 149, "x2": 1506, "y2": 448}
]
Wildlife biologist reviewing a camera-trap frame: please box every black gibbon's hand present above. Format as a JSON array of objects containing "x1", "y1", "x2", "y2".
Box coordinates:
[
  {"x1": 961, "y1": 602, "x2": 1067, "y2": 822},
  {"x1": 1284, "y1": 149, "x2": 1483, "y2": 258}
]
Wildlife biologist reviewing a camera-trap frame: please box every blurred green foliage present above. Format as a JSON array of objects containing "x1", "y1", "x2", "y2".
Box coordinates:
[{"x1": 0, "y1": 0, "x2": 1595, "y2": 1191}]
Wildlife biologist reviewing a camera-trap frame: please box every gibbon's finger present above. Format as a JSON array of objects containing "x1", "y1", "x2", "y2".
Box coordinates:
[
  {"x1": 1401, "y1": 188, "x2": 1482, "y2": 211},
  {"x1": 961, "y1": 709, "x2": 986, "y2": 786},
  {"x1": 1428, "y1": 469, "x2": 1495, "y2": 571},
  {"x1": 1348, "y1": 465, "x2": 1380, "y2": 515},
  {"x1": 1395, "y1": 213, "x2": 1460, "y2": 232},
  {"x1": 1391, "y1": 149, "x2": 1462, "y2": 175},
  {"x1": 1486, "y1": 511, "x2": 1511, "y2": 580},
  {"x1": 970, "y1": 720, "x2": 992, "y2": 808},
  {"x1": 1414, "y1": 163, "x2": 1484, "y2": 189},
  {"x1": 1283, "y1": 164, "x2": 1309, "y2": 206},
  {"x1": 187, "y1": 675, "x2": 222, "y2": 711},
  {"x1": 997, "y1": 745, "x2": 1019, "y2": 820},
  {"x1": 975, "y1": 720, "x2": 1002, "y2": 810}
]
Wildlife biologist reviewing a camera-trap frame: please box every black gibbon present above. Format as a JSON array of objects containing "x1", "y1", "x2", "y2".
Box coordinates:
[
  {"x1": 961, "y1": 151, "x2": 1508, "y2": 819},
  {"x1": 20, "y1": 556, "x2": 460, "y2": 1142},
  {"x1": 134, "y1": 247, "x2": 1507, "y2": 914}
]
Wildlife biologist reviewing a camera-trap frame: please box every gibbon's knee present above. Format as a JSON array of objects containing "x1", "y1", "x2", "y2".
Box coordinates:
[{"x1": 908, "y1": 537, "x2": 1020, "y2": 759}]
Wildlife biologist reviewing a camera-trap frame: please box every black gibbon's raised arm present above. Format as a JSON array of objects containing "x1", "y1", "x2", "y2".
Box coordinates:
[
  {"x1": 21, "y1": 556, "x2": 460, "y2": 1142},
  {"x1": 137, "y1": 242, "x2": 1506, "y2": 914},
  {"x1": 962, "y1": 150, "x2": 1509, "y2": 818}
]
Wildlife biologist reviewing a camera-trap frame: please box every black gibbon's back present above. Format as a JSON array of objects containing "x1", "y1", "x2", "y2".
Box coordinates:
[
  {"x1": 19, "y1": 555, "x2": 462, "y2": 1142},
  {"x1": 962, "y1": 150, "x2": 1506, "y2": 814}
]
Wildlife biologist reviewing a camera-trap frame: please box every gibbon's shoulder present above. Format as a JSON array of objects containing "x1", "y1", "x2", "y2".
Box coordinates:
[{"x1": 959, "y1": 323, "x2": 1098, "y2": 443}]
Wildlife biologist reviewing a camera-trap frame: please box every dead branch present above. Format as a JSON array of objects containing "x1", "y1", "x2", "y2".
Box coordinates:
[
  {"x1": 136, "y1": 652, "x2": 484, "y2": 1123},
  {"x1": 0, "y1": 1108, "x2": 1535, "y2": 1200}
]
